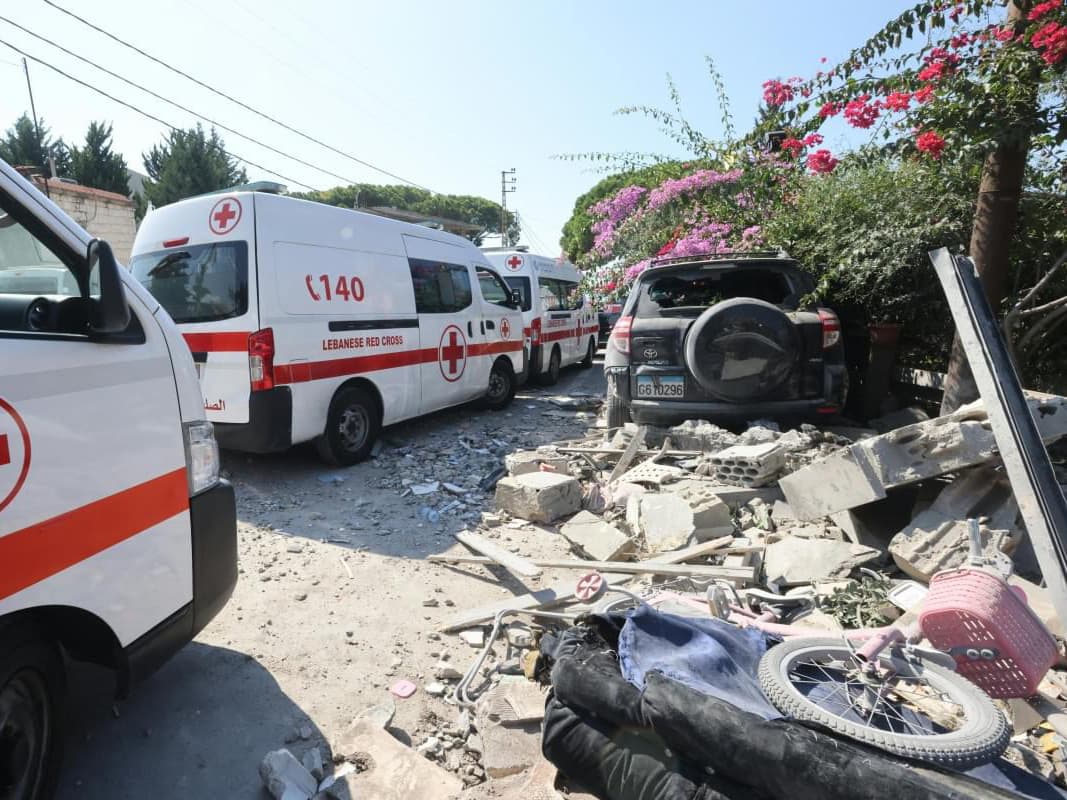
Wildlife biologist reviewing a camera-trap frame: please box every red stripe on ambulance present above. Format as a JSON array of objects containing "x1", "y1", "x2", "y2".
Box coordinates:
[
  {"x1": 0, "y1": 468, "x2": 189, "y2": 601},
  {"x1": 182, "y1": 332, "x2": 251, "y2": 352}
]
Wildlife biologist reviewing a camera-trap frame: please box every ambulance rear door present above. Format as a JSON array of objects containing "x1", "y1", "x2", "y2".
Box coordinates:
[{"x1": 130, "y1": 194, "x2": 258, "y2": 424}]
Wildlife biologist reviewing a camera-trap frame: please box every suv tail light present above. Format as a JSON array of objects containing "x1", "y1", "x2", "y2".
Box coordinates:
[
  {"x1": 611, "y1": 316, "x2": 633, "y2": 355},
  {"x1": 817, "y1": 308, "x2": 841, "y2": 349},
  {"x1": 531, "y1": 317, "x2": 542, "y2": 345},
  {"x1": 249, "y1": 328, "x2": 275, "y2": 391}
]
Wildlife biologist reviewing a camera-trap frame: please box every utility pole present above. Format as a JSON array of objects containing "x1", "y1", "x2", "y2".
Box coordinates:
[
  {"x1": 500, "y1": 168, "x2": 516, "y2": 247},
  {"x1": 22, "y1": 57, "x2": 49, "y2": 196}
]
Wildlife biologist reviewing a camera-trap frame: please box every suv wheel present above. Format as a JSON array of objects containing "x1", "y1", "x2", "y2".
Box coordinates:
[{"x1": 605, "y1": 374, "x2": 631, "y2": 430}]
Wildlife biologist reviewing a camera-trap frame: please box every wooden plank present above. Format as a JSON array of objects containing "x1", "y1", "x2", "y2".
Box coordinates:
[
  {"x1": 454, "y1": 530, "x2": 541, "y2": 578},
  {"x1": 434, "y1": 554, "x2": 752, "y2": 580},
  {"x1": 607, "y1": 426, "x2": 646, "y2": 483}
]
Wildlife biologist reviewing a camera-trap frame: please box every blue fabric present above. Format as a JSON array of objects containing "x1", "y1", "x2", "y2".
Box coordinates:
[{"x1": 618, "y1": 604, "x2": 782, "y2": 720}]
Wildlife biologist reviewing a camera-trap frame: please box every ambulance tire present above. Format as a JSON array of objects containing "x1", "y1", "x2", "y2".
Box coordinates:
[
  {"x1": 316, "y1": 386, "x2": 381, "y2": 466},
  {"x1": 482, "y1": 359, "x2": 517, "y2": 411},
  {"x1": 0, "y1": 622, "x2": 65, "y2": 800},
  {"x1": 538, "y1": 347, "x2": 561, "y2": 386},
  {"x1": 580, "y1": 337, "x2": 596, "y2": 369}
]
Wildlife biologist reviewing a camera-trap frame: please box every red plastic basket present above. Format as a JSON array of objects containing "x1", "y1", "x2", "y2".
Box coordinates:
[{"x1": 919, "y1": 568, "x2": 1057, "y2": 699}]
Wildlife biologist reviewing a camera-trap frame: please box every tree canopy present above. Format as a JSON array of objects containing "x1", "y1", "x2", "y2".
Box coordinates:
[
  {"x1": 292, "y1": 184, "x2": 518, "y2": 245},
  {"x1": 0, "y1": 113, "x2": 70, "y2": 176},
  {"x1": 141, "y1": 124, "x2": 247, "y2": 210},
  {"x1": 70, "y1": 121, "x2": 128, "y2": 195}
]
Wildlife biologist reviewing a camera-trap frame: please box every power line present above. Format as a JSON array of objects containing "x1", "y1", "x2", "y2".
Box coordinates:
[
  {"x1": 0, "y1": 36, "x2": 318, "y2": 192},
  {"x1": 41, "y1": 0, "x2": 435, "y2": 192},
  {"x1": 0, "y1": 15, "x2": 365, "y2": 188}
]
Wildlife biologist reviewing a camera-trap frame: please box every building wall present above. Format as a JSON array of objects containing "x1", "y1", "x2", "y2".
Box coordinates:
[{"x1": 50, "y1": 189, "x2": 137, "y2": 265}]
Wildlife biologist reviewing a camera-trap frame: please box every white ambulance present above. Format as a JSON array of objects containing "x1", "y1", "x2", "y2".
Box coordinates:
[
  {"x1": 130, "y1": 190, "x2": 526, "y2": 465},
  {"x1": 482, "y1": 248, "x2": 598, "y2": 385},
  {"x1": 0, "y1": 159, "x2": 237, "y2": 794}
]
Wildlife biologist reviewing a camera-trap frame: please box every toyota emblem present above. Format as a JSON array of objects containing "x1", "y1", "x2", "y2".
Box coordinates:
[{"x1": 643, "y1": 348, "x2": 658, "y2": 360}]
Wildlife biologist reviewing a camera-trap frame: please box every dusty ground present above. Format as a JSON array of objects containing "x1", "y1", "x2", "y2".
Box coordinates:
[{"x1": 57, "y1": 357, "x2": 607, "y2": 799}]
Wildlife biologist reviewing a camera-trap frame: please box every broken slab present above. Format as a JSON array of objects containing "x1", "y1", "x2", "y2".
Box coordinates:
[
  {"x1": 670, "y1": 482, "x2": 734, "y2": 541},
  {"x1": 638, "y1": 493, "x2": 695, "y2": 552},
  {"x1": 505, "y1": 449, "x2": 570, "y2": 476},
  {"x1": 671, "y1": 480, "x2": 784, "y2": 511},
  {"x1": 260, "y1": 749, "x2": 319, "y2": 800},
  {"x1": 764, "y1": 536, "x2": 883, "y2": 586},
  {"x1": 560, "y1": 510, "x2": 634, "y2": 562},
  {"x1": 494, "y1": 471, "x2": 582, "y2": 524},
  {"x1": 329, "y1": 720, "x2": 463, "y2": 799},
  {"x1": 616, "y1": 460, "x2": 685, "y2": 486},
  {"x1": 781, "y1": 394, "x2": 1067, "y2": 521},
  {"x1": 666, "y1": 419, "x2": 737, "y2": 453}
]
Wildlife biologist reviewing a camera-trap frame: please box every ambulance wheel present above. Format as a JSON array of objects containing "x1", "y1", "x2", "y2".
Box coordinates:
[
  {"x1": 482, "y1": 360, "x2": 516, "y2": 411},
  {"x1": 580, "y1": 337, "x2": 596, "y2": 369},
  {"x1": 317, "y1": 386, "x2": 381, "y2": 466},
  {"x1": 538, "y1": 347, "x2": 561, "y2": 386},
  {"x1": 0, "y1": 623, "x2": 65, "y2": 800}
]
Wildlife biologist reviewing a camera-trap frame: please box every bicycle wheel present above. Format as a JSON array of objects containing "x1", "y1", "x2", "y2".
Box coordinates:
[{"x1": 758, "y1": 637, "x2": 1009, "y2": 769}]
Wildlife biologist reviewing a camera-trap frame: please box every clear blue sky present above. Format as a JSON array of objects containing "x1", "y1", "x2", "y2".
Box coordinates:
[{"x1": 1, "y1": 1, "x2": 916, "y2": 253}]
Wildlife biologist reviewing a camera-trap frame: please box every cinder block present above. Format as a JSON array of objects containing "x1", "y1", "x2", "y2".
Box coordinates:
[{"x1": 494, "y1": 471, "x2": 581, "y2": 523}]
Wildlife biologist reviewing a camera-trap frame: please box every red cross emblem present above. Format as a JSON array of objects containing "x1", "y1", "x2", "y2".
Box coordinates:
[
  {"x1": 438, "y1": 325, "x2": 467, "y2": 383},
  {"x1": 209, "y1": 197, "x2": 242, "y2": 235},
  {"x1": 575, "y1": 571, "x2": 605, "y2": 601},
  {"x1": 0, "y1": 398, "x2": 31, "y2": 513},
  {"x1": 506, "y1": 255, "x2": 523, "y2": 271},
  {"x1": 500, "y1": 318, "x2": 511, "y2": 339}
]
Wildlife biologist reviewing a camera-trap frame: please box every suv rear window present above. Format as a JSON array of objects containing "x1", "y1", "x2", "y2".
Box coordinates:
[
  {"x1": 131, "y1": 242, "x2": 248, "y2": 323},
  {"x1": 636, "y1": 266, "x2": 800, "y2": 317}
]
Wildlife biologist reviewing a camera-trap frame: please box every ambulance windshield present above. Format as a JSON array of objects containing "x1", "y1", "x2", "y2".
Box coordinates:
[{"x1": 131, "y1": 241, "x2": 248, "y2": 323}]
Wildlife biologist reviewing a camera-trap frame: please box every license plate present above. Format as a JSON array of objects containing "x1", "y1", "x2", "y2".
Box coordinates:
[{"x1": 636, "y1": 375, "x2": 685, "y2": 398}]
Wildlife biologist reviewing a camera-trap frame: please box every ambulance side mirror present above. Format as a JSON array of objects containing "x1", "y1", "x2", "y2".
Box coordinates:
[
  {"x1": 510, "y1": 289, "x2": 522, "y2": 308},
  {"x1": 87, "y1": 239, "x2": 131, "y2": 334}
]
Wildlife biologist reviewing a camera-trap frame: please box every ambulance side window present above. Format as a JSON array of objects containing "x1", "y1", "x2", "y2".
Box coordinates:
[
  {"x1": 539, "y1": 279, "x2": 563, "y2": 311},
  {"x1": 408, "y1": 258, "x2": 472, "y2": 313},
  {"x1": 476, "y1": 267, "x2": 512, "y2": 307}
]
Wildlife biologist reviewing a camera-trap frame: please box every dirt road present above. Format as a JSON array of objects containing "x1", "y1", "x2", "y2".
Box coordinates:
[{"x1": 57, "y1": 358, "x2": 606, "y2": 799}]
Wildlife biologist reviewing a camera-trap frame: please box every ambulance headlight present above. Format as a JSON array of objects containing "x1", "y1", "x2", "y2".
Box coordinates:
[{"x1": 184, "y1": 420, "x2": 220, "y2": 495}]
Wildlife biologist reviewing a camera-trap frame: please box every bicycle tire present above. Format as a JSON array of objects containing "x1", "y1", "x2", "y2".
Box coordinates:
[{"x1": 758, "y1": 637, "x2": 1009, "y2": 769}]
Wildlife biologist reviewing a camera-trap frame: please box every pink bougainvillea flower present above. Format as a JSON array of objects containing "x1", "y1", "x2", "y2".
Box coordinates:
[
  {"x1": 913, "y1": 84, "x2": 936, "y2": 104},
  {"x1": 802, "y1": 132, "x2": 824, "y2": 147},
  {"x1": 624, "y1": 260, "x2": 651, "y2": 283},
  {"x1": 807, "y1": 149, "x2": 839, "y2": 174},
  {"x1": 916, "y1": 131, "x2": 947, "y2": 159},
  {"x1": 950, "y1": 32, "x2": 973, "y2": 48},
  {"x1": 1032, "y1": 21, "x2": 1067, "y2": 65},
  {"x1": 762, "y1": 79, "x2": 794, "y2": 106},
  {"x1": 820, "y1": 56, "x2": 828, "y2": 63},
  {"x1": 780, "y1": 137, "x2": 805, "y2": 157},
  {"x1": 645, "y1": 169, "x2": 743, "y2": 213},
  {"x1": 883, "y1": 91, "x2": 912, "y2": 111},
  {"x1": 1029, "y1": 0, "x2": 1063, "y2": 22},
  {"x1": 818, "y1": 101, "x2": 841, "y2": 118},
  {"x1": 843, "y1": 94, "x2": 881, "y2": 128},
  {"x1": 949, "y1": 3, "x2": 964, "y2": 21},
  {"x1": 994, "y1": 25, "x2": 1017, "y2": 42}
]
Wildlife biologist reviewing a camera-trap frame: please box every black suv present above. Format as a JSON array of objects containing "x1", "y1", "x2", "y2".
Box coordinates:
[{"x1": 603, "y1": 252, "x2": 847, "y2": 428}]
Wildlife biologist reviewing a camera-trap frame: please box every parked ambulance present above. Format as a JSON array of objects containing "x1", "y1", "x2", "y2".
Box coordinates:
[
  {"x1": 0, "y1": 159, "x2": 237, "y2": 796},
  {"x1": 130, "y1": 189, "x2": 526, "y2": 465},
  {"x1": 482, "y1": 248, "x2": 598, "y2": 385}
]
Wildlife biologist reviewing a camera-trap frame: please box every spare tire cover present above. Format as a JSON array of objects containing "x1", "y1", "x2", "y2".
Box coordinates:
[{"x1": 684, "y1": 297, "x2": 798, "y2": 402}]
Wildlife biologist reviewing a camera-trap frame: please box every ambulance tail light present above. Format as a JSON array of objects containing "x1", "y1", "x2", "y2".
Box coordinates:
[
  {"x1": 611, "y1": 316, "x2": 633, "y2": 355},
  {"x1": 248, "y1": 328, "x2": 275, "y2": 391},
  {"x1": 531, "y1": 318, "x2": 542, "y2": 345},
  {"x1": 183, "y1": 420, "x2": 220, "y2": 495}
]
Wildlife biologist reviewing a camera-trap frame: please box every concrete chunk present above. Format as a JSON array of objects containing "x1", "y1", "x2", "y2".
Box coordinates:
[
  {"x1": 764, "y1": 536, "x2": 883, "y2": 586},
  {"x1": 494, "y1": 472, "x2": 582, "y2": 523},
  {"x1": 670, "y1": 482, "x2": 734, "y2": 540},
  {"x1": 505, "y1": 449, "x2": 570, "y2": 476},
  {"x1": 708, "y1": 442, "x2": 785, "y2": 487},
  {"x1": 560, "y1": 510, "x2": 633, "y2": 561},
  {"x1": 260, "y1": 749, "x2": 319, "y2": 800},
  {"x1": 639, "y1": 494, "x2": 695, "y2": 552}
]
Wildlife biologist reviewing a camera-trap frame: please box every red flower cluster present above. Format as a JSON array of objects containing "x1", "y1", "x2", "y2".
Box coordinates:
[
  {"x1": 780, "y1": 137, "x2": 805, "y2": 157},
  {"x1": 883, "y1": 91, "x2": 912, "y2": 111},
  {"x1": 916, "y1": 131, "x2": 947, "y2": 159},
  {"x1": 807, "y1": 149, "x2": 839, "y2": 174},
  {"x1": 818, "y1": 101, "x2": 841, "y2": 118},
  {"x1": 843, "y1": 94, "x2": 881, "y2": 128},
  {"x1": 1029, "y1": 0, "x2": 1063, "y2": 22},
  {"x1": 994, "y1": 25, "x2": 1017, "y2": 42},
  {"x1": 950, "y1": 32, "x2": 974, "y2": 48},
  {"x1": 762, "y1": 79, "x2": 794, "y2": 107},
  {"x1": 913, "y1": 84, "x2": 936, "y2": 104},
  {"x1": 803, "y1": 132, "x2": 824, "y2": 147},
  {"x1": 1033, "y1": 21, "x2": 1067, "y2": 65},
  {"x1": 917, "y1": 47, "x2": 960, "y2": 82}
]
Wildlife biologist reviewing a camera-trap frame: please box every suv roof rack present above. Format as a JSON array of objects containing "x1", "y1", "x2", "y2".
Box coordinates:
[{"x1": 649, "y1": 249, "x2": 792, "y2": 267}]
